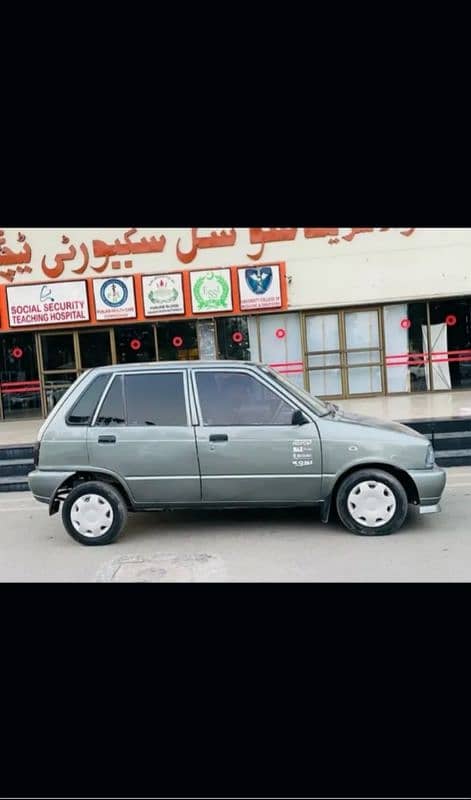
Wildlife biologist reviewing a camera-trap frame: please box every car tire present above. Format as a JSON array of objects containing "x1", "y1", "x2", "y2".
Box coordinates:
[
  {"x1": 62, "y1": 481, "x2": 128, "y2": 546},
  {"x1": 336, "y1": 469, "x2": 409, "y2": 536}
]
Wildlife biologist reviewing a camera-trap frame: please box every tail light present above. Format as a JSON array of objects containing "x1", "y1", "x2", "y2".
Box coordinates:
[{"x1": 32, "y1": 441, "x2": 40, "y2": 468}]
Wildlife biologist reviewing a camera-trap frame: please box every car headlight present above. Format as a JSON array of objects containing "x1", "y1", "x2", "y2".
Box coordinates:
[{"x1": 425, "y1": 443, "x2": 435, "y2": 468}]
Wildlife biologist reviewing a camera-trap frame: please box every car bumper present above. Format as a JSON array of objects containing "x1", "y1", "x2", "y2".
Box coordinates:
[
  {"x1": 408, "y1": 465, "x2": 447, "y2": 513},
  {"x1": 28, "y1": 469, "x2": 76, "y2": 504}
]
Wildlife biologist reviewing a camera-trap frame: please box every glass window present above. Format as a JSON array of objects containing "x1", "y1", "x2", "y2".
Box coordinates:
[
  {"x1": 384, "y1": 303, "x2": 428, "y2": 393},
  {"x1": 41, "y1": 333, "x2": 76, "y2": 371},
  {"x1": 124, "y1": 373, "x2": 187, "y2": 427},
  {"x1": 157, "y1": 321, "x2": 199, "y2": 361},
  {"x1": 0, "y1": 333, "x2": 41, "y2": 420},
  {"x1": 429, "y1": 298, "x2": 471, "y2": 390},
  {"x1": 196, "y1": 371, "x2": 294, "y2": 426},
  {"x1": 66, "y1": 375, "x2": 110, "y2": 425},
  {"x1": 217, "y1": 317, "x2": 252, "y2": 361},
  {"x1": 79, "y1": 331, "x2": 112, "y2": 370},
  {"x1": 115, "y1": 325, "x2": 156, "y2": 365},
  {"x1": 259, "y1": 313, "x2": 304, "y2": 389},
  {"x1": 43, "y1": 373, "x2": 79, "y2": 415},
  {"x1": 96, "y1": 376, "x2": 125, "y2": 426}
]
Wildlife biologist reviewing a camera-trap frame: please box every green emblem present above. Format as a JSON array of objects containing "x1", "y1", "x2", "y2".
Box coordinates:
[{"x1": 193, "y1": 272, "x2": 230, "y2": 311}]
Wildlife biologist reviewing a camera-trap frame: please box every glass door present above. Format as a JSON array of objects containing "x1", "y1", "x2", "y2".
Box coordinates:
[
  {"x1": 305, "y1": 313, "x2": 343, "y2": 397},
  {"x1": 39, "y1": 328, "x2": 114, "y2": 415},
  {"x1": 39, "y1": 331, "x2": 79, "y2": 414},
  {"x1": 344, "y1": 309, "x2": 383, "y2": 395},
  {"x1": 0, "y1": 333, "x2": 41, "y2": 420},
  {"x1": 304, "y1": 308, "x2": 384, "y2": 398}
]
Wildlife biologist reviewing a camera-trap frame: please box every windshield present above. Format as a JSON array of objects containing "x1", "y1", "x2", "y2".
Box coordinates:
[{"x1": 261, "y1": 366, "x2": 330, "y2": 416}]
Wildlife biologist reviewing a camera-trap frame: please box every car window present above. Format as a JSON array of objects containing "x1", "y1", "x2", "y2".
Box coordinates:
[
  {"x1": 96, "y1": 376, "x2": 126, "y2": 426},
  {"x1": 124, "y1": 373, "x2": 187, "y2": 427},
  {"x1": 66, "y1": 374, "x2": 110, "y2": 426},
  {"x1": 195, "y1": 371, "x2": 294, "y2": 426}
]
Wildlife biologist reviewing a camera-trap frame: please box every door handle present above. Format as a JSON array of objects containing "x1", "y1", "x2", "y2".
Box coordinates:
[
  {"x1": 98, "y1": 435, "x2": 116, "y2": 444},
  {"x1": 209, "y1": 434, "x2": 229, "y2": 443}
]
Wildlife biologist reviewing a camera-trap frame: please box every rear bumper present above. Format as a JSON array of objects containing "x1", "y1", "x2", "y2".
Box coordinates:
[
  {"x1": 28, "y1": 469, "x2": 75, "y2": 503},
  {"x1": 408, "y1": 465, "x2": 447, "y2": 508}
]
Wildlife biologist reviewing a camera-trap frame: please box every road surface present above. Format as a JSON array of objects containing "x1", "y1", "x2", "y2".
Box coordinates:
[{"x1": 0, "y1": 467, "x2": 470, "y2": 582}]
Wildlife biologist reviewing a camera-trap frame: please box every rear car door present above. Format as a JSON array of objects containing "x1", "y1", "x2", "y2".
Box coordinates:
[
  {"x1": 191, "y1": 368, "x2": 322, "y2": 504},
  {"x1": 87, "y1": 370, "x2": 201, "y2": 505}
]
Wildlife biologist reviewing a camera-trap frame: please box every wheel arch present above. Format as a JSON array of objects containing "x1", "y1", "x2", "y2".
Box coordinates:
[
  {"x1": 49, "y1": 470, "x2": 134, "y2": 515},
  {"x1": 323, "y1": 462, "x2": 420, "y2": 523}
]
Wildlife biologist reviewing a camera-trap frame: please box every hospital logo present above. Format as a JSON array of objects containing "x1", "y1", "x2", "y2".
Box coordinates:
[
  {"x1": 148, "y1": 275, "x2": 179, "y2": 305},
  {"x1": 100, "y1": 279, "x2": 128, "y2": 308},
  {"x1": 40, "y1": 285, "x2": 54, "y2": 303},
  {"x1": 245, "y1": 267, "x2": 273, "y2": 295}
]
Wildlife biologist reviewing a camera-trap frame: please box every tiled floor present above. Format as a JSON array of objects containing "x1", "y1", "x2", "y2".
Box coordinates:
[{"x1": 2, "y1": 390, "x2": 471, "y2": 446}]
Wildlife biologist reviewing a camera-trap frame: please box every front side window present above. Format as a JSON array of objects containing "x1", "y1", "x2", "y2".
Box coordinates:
[
  {"x1": 67, "y1": 374, "x2": 110, "y2": 426},
  {"x1": 96, "y1": 376, "x2": 126, "y2": 426},
  {"x1": 195, "y1": 371, "x2": 294, "y2": 426},
  {"x1": 124, "y1": 373, "x2": 187, "y2": 427}
]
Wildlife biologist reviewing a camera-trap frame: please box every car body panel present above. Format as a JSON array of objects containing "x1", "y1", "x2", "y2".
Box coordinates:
[{"x1": 28, "y1": 361, "x2": 447, "y2": 518}]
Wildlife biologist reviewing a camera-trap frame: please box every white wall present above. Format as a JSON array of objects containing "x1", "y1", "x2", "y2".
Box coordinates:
[{"x1": 2, "y1": 227, "x2": 471, "y2": 309}]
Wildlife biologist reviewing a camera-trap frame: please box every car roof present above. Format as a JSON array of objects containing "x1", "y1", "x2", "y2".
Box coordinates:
[{"x1": 88, "y1": 360, "x2": 267, "y2": 374}]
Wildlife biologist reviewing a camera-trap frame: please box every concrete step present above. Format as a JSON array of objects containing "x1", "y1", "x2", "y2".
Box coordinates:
[
  {"x1": 0, "y1": 444, "x2": 35, "y2": 461},
  {"x1": 0, "y1": 475, "x2": 30, "y2": 493},
  {"x1": 0, "y1": 458, "x2": 34, "y2": 477}
]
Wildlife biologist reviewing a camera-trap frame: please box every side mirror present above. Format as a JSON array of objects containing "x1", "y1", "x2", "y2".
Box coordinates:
[{"x1": 292, "y1": 409, "x2": 309, "y2": 426}]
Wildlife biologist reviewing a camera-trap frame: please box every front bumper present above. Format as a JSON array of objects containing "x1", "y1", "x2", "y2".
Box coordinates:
[{"x1": 408, "y1": 465, "x2": 447, "y2": 510}]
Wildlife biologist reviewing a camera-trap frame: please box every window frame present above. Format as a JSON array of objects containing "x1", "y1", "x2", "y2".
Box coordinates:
[
  {"x1": 91, "y1": 369, "x2": 191, "y2": 428},
  {"x1": 191, "y1": 367, "x2": 298, "y2": 428},
  {"x1": 65, "y1": 373, "x2": 112, "y2": 427}
]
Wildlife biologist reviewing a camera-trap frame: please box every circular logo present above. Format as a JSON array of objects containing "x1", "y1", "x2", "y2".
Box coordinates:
[
  {"x1": 100, "y1": 279, "x2": 128, "y2": 308},
  {"x1": 173, "y1": 336, "x2": 184, "y2": 348},
  {"x1": 11, "y1": 347, "x2": 23, "y2": 359},
  {"x1": 276, "y1": 328, "x2": 287, "y2": 339},
  {"x1": 130, "y1": 339, "x2": 141, "y2": 351},
  {"x1": 232, "y1": 332, "x2": 244, "y2": 344},
  {"x1": 401, "y1": 319, "x2": 412, "y2": 329},
  {"x1": 446, "y1": 314, "x2": 457, "y2": 327}
]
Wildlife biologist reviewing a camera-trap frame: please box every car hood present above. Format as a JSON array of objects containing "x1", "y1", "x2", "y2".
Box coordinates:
[{"x1": 334, "y1": 408, "x2": 425, "y2": 438}]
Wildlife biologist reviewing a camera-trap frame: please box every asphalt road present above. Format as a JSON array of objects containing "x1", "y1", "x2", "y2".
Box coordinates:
[{"x1": 0, "y1": 467, "x2": 470, "y2": 582}]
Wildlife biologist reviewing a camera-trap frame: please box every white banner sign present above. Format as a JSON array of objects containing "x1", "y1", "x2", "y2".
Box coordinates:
[
  {"x1": 238, "y1": 264, "x2": 282, "y2": 311},
  {"x1": 93, "y1": 277, "x2": 136, "y2": 321},
  {"x1": 142, "y1": 273, "x2": 185, "y2": 317},
  {"x1": 7, "y1": 281, "x2": 89, "y2": 328}
]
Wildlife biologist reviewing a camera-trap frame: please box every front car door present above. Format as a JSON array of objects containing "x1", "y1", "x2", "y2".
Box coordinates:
[
  {"x1": 87, "y1": 369, "x2": 201, "y2": 505},
  {"x1": 191, "y1": 367, "x2": 322, "y2": 505}
]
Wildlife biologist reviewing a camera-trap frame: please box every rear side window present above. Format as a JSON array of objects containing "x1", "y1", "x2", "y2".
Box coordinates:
[
  {"x1": 125, "y1": 373, "x2": 187, "y2": 427},
  {"x1": 96, "y1": 376, "x2": 126, "y2": 426},
  {"x1": 66, "y1": 375, "x2": 110, "y2": 426}
]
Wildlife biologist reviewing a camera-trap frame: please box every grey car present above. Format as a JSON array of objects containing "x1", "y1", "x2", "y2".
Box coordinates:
[{"x1": 28, "y1": 361, "x2": 447, "y2": 546}]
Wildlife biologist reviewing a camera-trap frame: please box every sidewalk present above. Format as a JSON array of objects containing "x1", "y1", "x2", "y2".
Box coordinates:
[{"x1": 1, "y1": 390, "x2": 471, "y2": 447}]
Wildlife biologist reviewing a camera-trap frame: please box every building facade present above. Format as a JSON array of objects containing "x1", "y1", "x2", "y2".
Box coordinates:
[{"x1": 1, "y1": 226, "x2": 471, "y2": 420}]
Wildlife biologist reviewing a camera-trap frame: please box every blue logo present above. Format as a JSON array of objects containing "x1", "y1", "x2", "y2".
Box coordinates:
[
  {"x1": 245, "y1": 267, "x2": 273, "y2": 295},
  {"x1": 100, "y1": 279, "x2": 128, "y2": 308}
]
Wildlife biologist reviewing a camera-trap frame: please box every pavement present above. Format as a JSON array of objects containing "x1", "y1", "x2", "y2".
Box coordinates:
[{"x1": 0, "y1": 467, "x2": 470, "y2": 582}]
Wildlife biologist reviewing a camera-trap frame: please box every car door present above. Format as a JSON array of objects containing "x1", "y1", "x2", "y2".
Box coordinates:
[
  {"x1": 191, "y1": 368, "x2": 322, "y2": 504},
  {"x1": 87, "y1": 369, "x2": 201, "y2": 505}
]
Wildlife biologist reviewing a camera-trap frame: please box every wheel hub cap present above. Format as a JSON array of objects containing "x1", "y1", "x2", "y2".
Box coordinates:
[
  {"x1": 347, "y1": 481, "x2": 397, "y2": 528},
  {"x1": 71, "y1": 494, "x2": 114, "y2": 538}
]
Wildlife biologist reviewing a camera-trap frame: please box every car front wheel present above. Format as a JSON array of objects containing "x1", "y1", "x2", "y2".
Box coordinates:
[
  {"x1": 62, "y1": 481, "x2": 128, "y2": 546},
  {"x1": 336, "y1": 469, "x2": 409, "y2": 536}
]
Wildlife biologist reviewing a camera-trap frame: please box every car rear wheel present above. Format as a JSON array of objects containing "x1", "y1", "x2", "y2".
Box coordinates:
[
  {"x1": 336, "y1": 469, "x2": 409, "y2": 536},
  {"x1": 62, "y1": 481, "x2": 128, "y2": 546}
]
